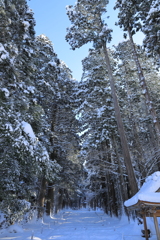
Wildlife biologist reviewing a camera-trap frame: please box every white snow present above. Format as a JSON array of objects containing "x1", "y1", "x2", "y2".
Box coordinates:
[
  {"x1": 1, "y1": 88, "x2": 10, "y2": 97},
  {"x1": 26, "y1": 6, "x2": 33, "y2": 14},
  {"x1": 23, "y1": 34, "x2": 29, "y2": 40},
  {"x1": 147, "y1": 5, "x2": 160, "y2": 18},
  {"x1": 22, "y1": 20, "x2": 30, "y2": 31},
  {"x1": 0, "y1": 43, "x2": 6, "y2": 53},
  {"x1": 7, "y1": 224, "x2": 24, "y2": 233},
  {"x1": 142, "y1": 89, "x2": 147, "y2": 94},
  {"x1": 124, "y1": 171, "x2": 160, "y2": 207},
  {"x1": 0, "y1": 43, "x2": 9, "y2": 60},
  {"x1": 23, "y1": 89, "x2": 29, "y2": 94},
  {"x1": 0, "y1": 209, "x2": 158, "y2": 240},
  {"x1": 0, "y1": 53, "x2": 8, "y2": 60},
  {"x1": 27, "y1": 86, "x2": 35, "y2": 93},
  {"x1": 97, "y1": 106, "x2": 105, "y2": 118},
  {"x1": 21, "y1": 121, "x2": 36, "y2": 141},
  {"x1": 48, "y1": 60, "x2": 57, "y2": 67},
  {"x1": 5, "y1": 123, "x2": 13, "y2": 132}
]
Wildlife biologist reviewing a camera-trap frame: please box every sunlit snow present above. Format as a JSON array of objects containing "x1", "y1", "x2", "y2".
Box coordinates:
[
  {"x1": 21, "y1": 121, "x2": 36, "y2": 141},
  {"x1": 124, "y1": 171, "x2": 160, "y2": 207},
  {"x1": 1, "y1": 88, "x2": 10, "y2": 97},
  {"x1": 0, "y1": 209, "x2": 158, "y2": 240}
]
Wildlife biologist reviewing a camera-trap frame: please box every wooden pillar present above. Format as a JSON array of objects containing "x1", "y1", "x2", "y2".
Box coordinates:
[
  {"x1": 143, "y1": 212, "x2": 149, "y2": 240},
  {"x1": 153, "y1": 214, "x2": 160, "y2": 240}
]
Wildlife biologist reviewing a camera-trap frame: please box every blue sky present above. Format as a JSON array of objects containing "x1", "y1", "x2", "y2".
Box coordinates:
[{"x1": 27, "y1": 0, "x2": 144, "y2": 81}]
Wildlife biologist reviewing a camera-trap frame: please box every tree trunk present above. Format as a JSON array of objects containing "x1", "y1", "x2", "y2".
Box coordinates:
[
  {"x1": 37, "y1": 178, "x2": 48, "y2": 219},
  {"x1": 112, "y1": 136, "x2": 129, "y2": 202},
  {"x1": 128, "y1": 28, "x2": 160, "y2": 138},
  {"x1": 102, "y1": 41, "x2": 138, "y2": 196},
  {"x1": 53, "y1": 186, "x2": 59, "y2": 214},
  {"x1": 46, "y1": 183, "x2": 54, "y2": 216},
  {"x1": 122, "y1": 63, "x2": 146, "y2": 181},
  {"x1": 58, "y1": 188, "x2": 64, "y2": 211}
]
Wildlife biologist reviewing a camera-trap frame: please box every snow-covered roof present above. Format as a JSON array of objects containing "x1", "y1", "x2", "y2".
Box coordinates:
[{"x1": 124, "y1": 171, "x2": 160, "y2": 207}]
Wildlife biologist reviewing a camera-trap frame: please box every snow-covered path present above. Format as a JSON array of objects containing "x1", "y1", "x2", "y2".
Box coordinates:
[{"x1": 0, "y1": 209, "x2": 158, "y2": 240}]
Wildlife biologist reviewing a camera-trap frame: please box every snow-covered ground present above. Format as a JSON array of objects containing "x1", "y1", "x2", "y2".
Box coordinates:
[{"x1": 0, "y1": 209, "x2": 158, "y2": 240}]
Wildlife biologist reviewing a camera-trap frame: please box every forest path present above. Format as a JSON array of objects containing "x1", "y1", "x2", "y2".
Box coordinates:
[{"x1": 0, "y1": 209, "x2": 157, "y2": 240}]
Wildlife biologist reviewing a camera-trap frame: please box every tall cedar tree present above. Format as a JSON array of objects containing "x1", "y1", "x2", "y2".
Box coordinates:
[
  {"x1": 78, "y1": 48, "x2": 125, "y2": 214},
  {"x1": 0, "y1": 0, "x2": 70, "y2": 224},
  {"x1": 114, "y1": 0, "x2": 160, "y2": 138},
  {"x1": 66, "y1": 0, "x2": 138, "y2": 196}
]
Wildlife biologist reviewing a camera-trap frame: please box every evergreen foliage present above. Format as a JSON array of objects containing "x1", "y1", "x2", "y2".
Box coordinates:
[
  {"x1": 114, "y1": 0, "x2": 160, "y2": 67},
  {"x1": 1, "y1": 0, "x2": 160, "y2": 226},
  {"x1": 77, "y1": 40, "x2": 160, "y2": 215},
  {"x1": 77, "y1": 48, "x2": 123, "y2": 215},
  {"x1": 66, "y1": 0, "x2": 138, "y2": 197},
  {"x1": 0, "y1": 0, "x2": 80, "y2": 224},
  {"x1": 142, "y1": 0, "x2": 160, "y2": 67},
  {"x1": 114, "y1": 0, "x2": 160, "y2": 138}
]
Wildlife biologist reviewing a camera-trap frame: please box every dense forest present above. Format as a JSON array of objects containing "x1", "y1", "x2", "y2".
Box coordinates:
[{"x1": 0, "y1": 0, "x2": 160, "y2": 227}]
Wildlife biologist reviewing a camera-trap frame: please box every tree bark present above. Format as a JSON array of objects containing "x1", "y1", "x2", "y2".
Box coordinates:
[
  {"x1": 46, "y1": 183, "x2": 54, "y2": 216},
  {"x1": 128, "y1": 28, "x2": 160, "y2": 138},
  {"x1": 53, "y1": 186, "x2": 59, "y2": 214},
  {"x1": 37, "y1": 178, "x2": 48, "y2": 219},
  {"x1": 123, "y1": 63, "x2": 146, "y2": 181},
  {"x1": 102, "y1": 41, "x2": 138, "y2": 196},
  {"x1": 112, "y1": 136, "x2": 129, "y2": 202}
]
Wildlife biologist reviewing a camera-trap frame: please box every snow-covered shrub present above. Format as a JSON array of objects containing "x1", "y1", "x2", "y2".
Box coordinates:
[{"x1": 0, "y1": 199, "x2": 31, "y2": 226}]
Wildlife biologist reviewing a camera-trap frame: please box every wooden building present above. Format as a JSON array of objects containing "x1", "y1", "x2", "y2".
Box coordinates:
[{"x1": 124, "y1": 172, "x2": 160, "y2": 240}]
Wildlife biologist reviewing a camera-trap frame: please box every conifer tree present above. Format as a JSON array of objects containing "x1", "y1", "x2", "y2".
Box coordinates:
[
  {"x1": 0, "y1": 0, "x2": 61, "y2": 223},
  {"x1": 33, "y1": 34, "x2": 82, "y2": 216},
  {"x1": 142, "y1": 0, "x2": 160, "y2": 67},
  {"x1": 66, "y1": 0, "x2": 138, "y2": 196},
  {"x1": 115, "y1": 40, "x2": 160, "y2": 179},
  {"x1": 114, "y1": 0, "x2": 160, "y2": 139},
  {"x1": 77, "y1": 48, "x2": 126, "y2": 213}
]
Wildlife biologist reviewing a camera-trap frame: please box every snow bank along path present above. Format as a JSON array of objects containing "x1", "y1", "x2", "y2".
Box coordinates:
[{"x1": 0, "y1": 209, "x2": 158, "y2": 240}]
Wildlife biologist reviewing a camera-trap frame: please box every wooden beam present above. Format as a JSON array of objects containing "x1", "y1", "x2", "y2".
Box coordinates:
[
  {"x1": 153, "y1": 214, "x2": 160, "y2": 240},
  {"x1": 143, "y1": 213, "x2": 149, "y2": 240}
]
